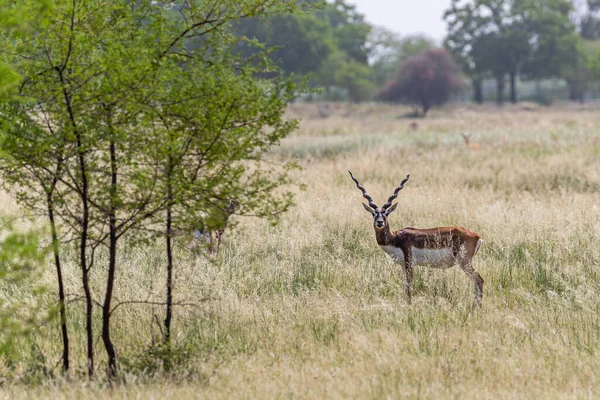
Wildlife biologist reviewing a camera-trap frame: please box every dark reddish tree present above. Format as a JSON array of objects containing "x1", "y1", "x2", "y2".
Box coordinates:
[{"x1": 377, "y1": 48, "x2": 463, "y2": 116}]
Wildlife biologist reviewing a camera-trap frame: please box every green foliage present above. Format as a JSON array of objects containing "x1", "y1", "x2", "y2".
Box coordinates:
[
  {"x1": 120, "y1": 342, "x2": 197, "y2": 376},
  {"x1": 234, "y1": 0, "x2": 375, "y2": 101},
  {"x1": 235, "y1": 11, "x2": 334, "y2": 77},
  {"x1": 0, "y1": 0, "x2": 54, "y2": 35},
  {"x1": 314, "y1": 48, "x2": 374, "y2": 102},
  {"x1": 369, "y1": 28, "x2": 436, "y2": 87},
  {"x1": 317, "y1": 0, "x2": 371, "y2": 64},
  {"x1": 585, "y1": 40, "x2": 600, "y2": 81},
  {"x1": 519, "y1": 0, "x2": 581, "y2": 80},
  {"x1": 0, "y1": 0, "x2": 54, "y2": 95},
  {"x1": 313, "y1": 1, "x2": 374, "y2": 100},
  {"x1": 444, "y1": 0, "x2": 582, "y2": 102},
  {"x1": 0, "y1": 0, "x2": 307, "y2": 377},
  {"x1": 0, "y1": 222, "x2": 47, "y2": 357},
  {"x1": 0, "y1": 63, "x2": 21, "y2": 97}
]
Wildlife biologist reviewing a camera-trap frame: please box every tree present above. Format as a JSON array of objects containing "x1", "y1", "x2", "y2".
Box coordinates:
[
  {"x1": 578, "y1": 0, "x2": 600, "y2": 39},
  {"x1": 370, "y1": 28, "x2": 436, "y2": 87},
  {"x1": 444, "y1": 0, "x2": 529, "y2": 104},
  {"x1": 444, "y1": 0, "x2": 489, "y2": 104},
  {"x1": 519, "y1": 0, "x2": 583, "y2": 97},
  {"x1": 1, "y1": 0, "x2": 303, "y2": 379},
  {"x1": 235, "y1": 10, "x2": 334, "y2": 77},
  {"x1": 444, "y1": 0, "x2": 580, "y2": 105},
  {"x1": 233, "y1": 1, "x2": 375, "y2": 101},
  {"x1": 333, "y1": 56, "x2": 374, "y2": 102},
  {"x1": 317, "y1": 0, "x2": 371, "y2": 65},
  {"x1": 312, "y1": 0, "x2": 375, "y2": 101},
  {"x1": 377, "y1": 49, "x2": 464, "y2": 117},
  {"x1": 0, "y1": 102, "x2": 71, "y2": 373}
]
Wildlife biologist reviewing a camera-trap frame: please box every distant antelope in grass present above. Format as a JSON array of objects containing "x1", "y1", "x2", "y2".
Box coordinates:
[
  {"x1": 193, "y1": 199, "x2": 239, "y2": 257},
  {"x1": 348, "y1": 171, "x2": 484, "y2": 306},
  {"x1": 461, "y1": 133, "x2": 480, "y2": 150},
  {"x1": 409, "y1": 121, "x2": 419, "y2": 131}
]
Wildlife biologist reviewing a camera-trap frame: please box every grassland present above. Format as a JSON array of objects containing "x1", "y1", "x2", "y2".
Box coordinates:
[{"x1": 1, "y1": 103, "x2": 599, "y2": 399}]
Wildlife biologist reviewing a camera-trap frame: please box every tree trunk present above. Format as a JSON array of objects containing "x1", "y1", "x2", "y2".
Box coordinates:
[
  {"x1": 82, "y1": 260, "x2": 93, "y2": 377},
  {"x1": 77, "y1": 142, "x2": 94, "y2": 378},
  {"x1": 472, "y1": 78, "x2": 483, "y2": 104},
  {"x1": 164, "y1": 184, "x2": 174, "y2": 345},
  {"x1": 47, "y1": 192, "x2": 69, "y2": 373},
  {"x1": 164, "y1": 200, "x2": 174, "y2": 372},
  {"x1": 568, "y1": 81, "x2": 585, "y2": 103},
  {"x1": 164, "y1": 150, "x2": 175, "y2": 371},
  {"x1": 102, "y1": 136, "x2": 118, "y2": 379},
  {"x1": 422, "y1": 101, "x2": 430, "y2": 117},
  {"x1": 509, "y1": 71, "x2": 517, "y2": 104},
  {"x1": 60, "y1": 70, "x2": 94, "y2": 378},
  {"x1": 495, "y1": 75, "x2": 505, "y2": 106},
  {"x1": 165, "y1": 206, "x2": 173, "y2": 344}
]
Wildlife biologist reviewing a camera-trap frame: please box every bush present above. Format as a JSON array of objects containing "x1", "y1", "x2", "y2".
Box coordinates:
[{"x1": 377, "y1": 48, "x2": 463, "y2": 116}]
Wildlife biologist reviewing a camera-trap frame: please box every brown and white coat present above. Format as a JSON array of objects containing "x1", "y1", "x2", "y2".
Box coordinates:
[{"x1": 349, "y1": 171, "x2": 484, "y2": 305}]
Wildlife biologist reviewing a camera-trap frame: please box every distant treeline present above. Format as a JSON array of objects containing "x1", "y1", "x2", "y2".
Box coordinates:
[{"x1": 232, "y1": 0, "x2": 600, "y2": 107}]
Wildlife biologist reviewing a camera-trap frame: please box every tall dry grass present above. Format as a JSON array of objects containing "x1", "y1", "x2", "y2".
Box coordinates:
[{"x1": 1, "y1": 103, "x2": 599, "y2": 399}]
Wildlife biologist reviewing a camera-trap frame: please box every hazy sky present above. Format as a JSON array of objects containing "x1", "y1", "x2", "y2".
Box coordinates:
[{"x1": 346, "y1": 0, "x2": 452, "y2": 42}]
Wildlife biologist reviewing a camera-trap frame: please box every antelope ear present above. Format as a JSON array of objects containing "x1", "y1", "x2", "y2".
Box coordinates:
[
  {"x1": 385, "y1": 203, "x2": 398, "y2": 215},
  {"x1": 362, "y1": 203, "x2": 375, "y2": 215}
]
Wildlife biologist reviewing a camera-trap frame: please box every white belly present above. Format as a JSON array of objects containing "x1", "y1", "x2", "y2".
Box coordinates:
[
  {"x1": 411, "y1": 247, "x2": 455, "y2": 268},
  {"x1": 380, "y1": 245, "x2": 405, "y2": 262},
  {"x1": 380, "y1": 245, "x2": 455, "y2": 268}
]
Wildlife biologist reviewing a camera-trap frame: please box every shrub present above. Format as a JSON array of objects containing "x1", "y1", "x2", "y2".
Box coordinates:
[{"x1": 377, "y1": 48, "x2": 463, "y2": 116}]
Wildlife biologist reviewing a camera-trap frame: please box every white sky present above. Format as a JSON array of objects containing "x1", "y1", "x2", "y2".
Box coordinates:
[{"x1": 346, "y1": 0, "x2": 452, "y2": 42}]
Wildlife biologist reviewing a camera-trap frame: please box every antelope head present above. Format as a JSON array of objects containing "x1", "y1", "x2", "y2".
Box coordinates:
[{"x1": 348, "y1": 171, "x2": 410, "y2": 231}]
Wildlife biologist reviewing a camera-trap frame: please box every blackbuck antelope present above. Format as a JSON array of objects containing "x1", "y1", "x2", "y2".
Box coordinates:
[
  {"x1": 193, "y1": 199, "x2": 239, "y2": 257},
  {"x1": 349, "y1": 171, "x2": 484, "y2": 306}
]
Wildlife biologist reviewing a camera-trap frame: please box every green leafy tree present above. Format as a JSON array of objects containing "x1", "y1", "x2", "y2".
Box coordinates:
[
  {"x1": 370, "y1": 28, "x2": 436, "y2": 87},
  {"x1": 333, "y1": 56, "x2": 375, "y2": 102},
  {"x1": 0, "y1": 102, "x2": 71, "y2": 373},
  {"x1": 235, "y1": 0, "x2": 375, "y2": 101},
  {"x1": 444, "y1": 0, "x2": 489, "y2": 103},
  {"x1": 445, "y1": 0, "x2": 529, "y2": 104},
  {"x1": 579, "y1": 0, "x2": 600, "y2": 39},
  {"x1": 317, "y1": 0, "x2": 371, "y2": 64},
  {"x1": 235, "y1": 10, "x2": 334, "y2": 77},
  {"x1": 445, "y1": 0, "x2": 580, "y2": 104},
  {"x1": 1, "y1": 0, "x2": 304, "y2": 379},
  {"x1": 518, "y1": 0, "x2": 582, "y2": 101},
  {"x1": 313, "y1": 0, "x2": 374, "y2": 100}
]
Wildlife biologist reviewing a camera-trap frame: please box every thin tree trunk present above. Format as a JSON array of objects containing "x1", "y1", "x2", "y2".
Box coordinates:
[
  {"x1": 102, "y1": 136, "x2": 118, "y2": 379},
  {"x1": 472, "y1": 77, "x2": 483, "y2": 104},
  {"x1": 164, "y1": 152, "x2": 175, "y2": 371},
  {"x1": 76, "y1": 134, "x2": 94, "y2": 378},
  {"x1": 164, "y1": 198, "x2": 173, "y2": 344},
  {"x1": 55, "y1": 3, "x2": 94, "y2": 377},
  {"x1": 77, "y1": 140, "x2": 94, "y2": 378},
  {"x1": 510, "y1": 71, "x2": 517, "y2": 104},
  {"x1": 496, "y1": 75, "x2": 505, "y2": 106},
  {"x1": 47, "y1": 190, "x2": 69, "y2": 373},
  {"x1": 422, "y1": 103, "x2": 430, "y2": 117},
  {"x1": 59, "y1": 68, "x2": 94, "y2": 378},
  {"x1": 164, "y1": 197, "x2": 174, "y2": 354}
]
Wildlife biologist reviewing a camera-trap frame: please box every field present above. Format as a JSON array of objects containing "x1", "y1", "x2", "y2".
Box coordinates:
[{"x1": 2, "y1": 103, "x2": 600, "y2": 398}]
